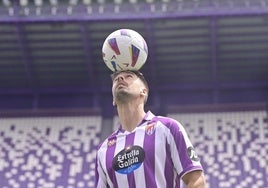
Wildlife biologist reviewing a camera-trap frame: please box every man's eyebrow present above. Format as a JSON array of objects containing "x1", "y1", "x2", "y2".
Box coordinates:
[
  {"x1": 111, "y1": 70, "x2": 140, "y2": 81},
  {"x1": 114, "y1": 71, "x2": 135, "y2": 78}
]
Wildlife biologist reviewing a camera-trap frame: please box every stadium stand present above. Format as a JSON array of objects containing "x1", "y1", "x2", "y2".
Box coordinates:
[
  {"x1": 169, "y1": 109, "x2": 268, "y2": 188},
  {"x1": 0, "y1": 106, "x2": 267, "y2": 187},
  {"x1": 0, "y1": 116, "x2": 101, "y2": 188}
]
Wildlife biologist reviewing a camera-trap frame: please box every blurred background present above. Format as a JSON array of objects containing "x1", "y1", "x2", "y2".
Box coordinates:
[{"x1": 0, "y1": 0, "x2": 267, "y2": 187}]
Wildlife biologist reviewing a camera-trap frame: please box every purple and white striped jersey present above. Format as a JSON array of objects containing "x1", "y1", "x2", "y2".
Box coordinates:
[{"x1": 95, "y1": 111, "x2": 203, "y2": 188}]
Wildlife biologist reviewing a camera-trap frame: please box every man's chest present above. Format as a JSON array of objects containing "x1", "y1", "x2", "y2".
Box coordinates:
[{"x1": 104, "y1": 124, "x2": 166, "y2": 175}]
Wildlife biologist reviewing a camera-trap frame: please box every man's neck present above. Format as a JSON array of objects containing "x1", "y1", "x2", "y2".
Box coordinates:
[{"x1": 116, "y1": 101, "x2": 146, "y2": 132}]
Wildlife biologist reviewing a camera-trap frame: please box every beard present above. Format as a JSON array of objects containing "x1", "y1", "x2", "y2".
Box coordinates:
[{"x1": 113, "y1": 88, "x2": 133, "y2": 104}]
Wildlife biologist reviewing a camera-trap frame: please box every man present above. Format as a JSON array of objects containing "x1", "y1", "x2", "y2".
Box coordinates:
[{"x1": 95, "y1": 70, "x2": 206, "y2": 188}]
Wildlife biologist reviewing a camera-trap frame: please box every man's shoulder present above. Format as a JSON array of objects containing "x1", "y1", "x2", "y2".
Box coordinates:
[
  {"x1": 152, "y1": 115, "x2": 179, "y2": 126},
  {"x1": 151, "y1": 115, "x2": 186, "y2": 134},
  {"x1": 97, "y1": 131, "x2": 118, "y2": 151},
  {"x1": 146, "y1": 111, "x2": 177, "y2": 123}
]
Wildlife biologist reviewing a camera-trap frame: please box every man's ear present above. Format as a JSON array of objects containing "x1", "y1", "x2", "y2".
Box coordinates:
[
  {"x1": 140, "y1": 88, "x2": 147, "y2": 96},
  {"x1": 113, "y1": 99, "x2": 116, "y2": 106}
]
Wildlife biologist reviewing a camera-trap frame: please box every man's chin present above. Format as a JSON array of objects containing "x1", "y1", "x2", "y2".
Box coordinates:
[{"x1": 115, "y1": 91, "x2": 131, "y2": 103}]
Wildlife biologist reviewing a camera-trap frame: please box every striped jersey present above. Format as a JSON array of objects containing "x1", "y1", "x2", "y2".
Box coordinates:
[{"x1": 95, "y1": 111, "x2": 203, "y2": 188}]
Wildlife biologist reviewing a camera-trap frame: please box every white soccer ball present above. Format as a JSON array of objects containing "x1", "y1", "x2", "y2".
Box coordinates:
[{"x1": 102, "y1": 29, "x2": 148, "y2": 72}]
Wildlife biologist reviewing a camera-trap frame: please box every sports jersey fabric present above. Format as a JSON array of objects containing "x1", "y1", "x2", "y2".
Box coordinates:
[{"x1": 95, "y1": 111, "x2": 203, "y2": 188}]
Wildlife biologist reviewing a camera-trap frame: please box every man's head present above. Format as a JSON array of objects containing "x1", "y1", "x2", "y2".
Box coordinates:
[{"x1": 111, "y1": 70, "x2": 149, "y2": 106}]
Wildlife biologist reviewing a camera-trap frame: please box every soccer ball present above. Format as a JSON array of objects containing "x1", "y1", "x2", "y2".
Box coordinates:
[{"x1": 102, "y1": 29, "x2": 148, "y2": 72}]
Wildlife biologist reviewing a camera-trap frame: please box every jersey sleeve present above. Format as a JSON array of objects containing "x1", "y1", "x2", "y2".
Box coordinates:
[{"x1": 164, "y1": 118, "x2": 203, "y2": 178}]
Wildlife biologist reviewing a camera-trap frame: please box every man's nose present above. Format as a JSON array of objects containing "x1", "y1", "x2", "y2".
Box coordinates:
[{"x1": 117, "y1": 75, "x2": 124, "y2": 81}]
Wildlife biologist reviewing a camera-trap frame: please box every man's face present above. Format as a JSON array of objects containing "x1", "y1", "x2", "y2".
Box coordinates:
[{"x1": 112, "y1": 71, "x2": 146, "y2": 105}]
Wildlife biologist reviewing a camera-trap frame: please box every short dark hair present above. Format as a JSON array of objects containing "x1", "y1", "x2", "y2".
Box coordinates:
[{"x1": 111, "y1": 70, "x2": 149, "y2": 103}]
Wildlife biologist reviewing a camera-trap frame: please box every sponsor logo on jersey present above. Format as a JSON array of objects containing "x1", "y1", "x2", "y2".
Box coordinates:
[
  {"x1": 112, "y1": 145, "x2": 145, "y2": 174},
  {"x1": 187, "y1": 146, "x2": 200, "y2": 161}
]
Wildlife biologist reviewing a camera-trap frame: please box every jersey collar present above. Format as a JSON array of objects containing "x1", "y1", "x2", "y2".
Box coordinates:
[{"x1": 117, "y1": 111, "x2": 155, "y2": 133}]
